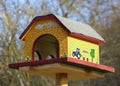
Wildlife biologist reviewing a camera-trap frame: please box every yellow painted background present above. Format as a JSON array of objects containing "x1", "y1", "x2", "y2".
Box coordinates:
[{"x1": 68, "y1": 36, "x2": 99, "y2": 64}]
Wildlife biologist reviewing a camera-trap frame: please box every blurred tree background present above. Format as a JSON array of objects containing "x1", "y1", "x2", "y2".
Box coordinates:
[{"x1": 0, "y1": 0, "x2": 120, "y2": 86}]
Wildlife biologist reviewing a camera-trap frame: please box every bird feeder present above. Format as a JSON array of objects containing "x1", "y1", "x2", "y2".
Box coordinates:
[{"x1": 9, "y1": 14, "x2": 115, "y2": 86}]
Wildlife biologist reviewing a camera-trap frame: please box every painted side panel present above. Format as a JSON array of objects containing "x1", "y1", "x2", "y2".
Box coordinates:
[
  {"x1": 24, "y1": 19, "x2": 68, "y2": 60},
  {"x1": 68, "y1": 36, "x2": 99, "y2": 64}
]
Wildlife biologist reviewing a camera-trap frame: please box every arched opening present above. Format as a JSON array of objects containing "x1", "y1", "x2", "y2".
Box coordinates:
[{"x1": 33, "y1": 34, "x2": 59, "y2": 60}]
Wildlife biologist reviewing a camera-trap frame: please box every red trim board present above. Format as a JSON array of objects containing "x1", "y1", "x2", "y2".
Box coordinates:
[
  {"x1": 9, "y1": 58, "x2": 114, "y2": 73},
  {"x1": 69, "y1": 33, "x2": 106, "y2": 44}
]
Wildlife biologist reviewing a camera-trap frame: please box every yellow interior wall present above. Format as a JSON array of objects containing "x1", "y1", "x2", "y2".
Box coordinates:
[
  {"x1": 24, "y1": 19, "x2": 68, "y2": 60},
  {"x1": 68, "y1": 36, "x2": 99, "y2": 64}
]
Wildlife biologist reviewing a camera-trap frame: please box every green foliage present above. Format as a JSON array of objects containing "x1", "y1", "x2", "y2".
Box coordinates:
[{"x1": 90, "y1": 49, "x2": 95, "y2": 58}]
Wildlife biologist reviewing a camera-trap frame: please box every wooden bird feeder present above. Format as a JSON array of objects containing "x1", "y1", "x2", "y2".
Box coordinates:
[{"x1": 9, "y1": 14, "x2": 115, "y2": 86}]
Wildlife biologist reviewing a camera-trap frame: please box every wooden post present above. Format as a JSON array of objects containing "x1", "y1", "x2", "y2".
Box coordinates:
[
  {"x1": 56, "y1": 73, "x2": 68, "y2": 86},
  {"x1": 26, "y1": 73, "x2": 30, "y2": 86}
]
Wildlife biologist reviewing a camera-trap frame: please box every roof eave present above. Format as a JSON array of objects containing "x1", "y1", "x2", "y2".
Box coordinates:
[
  {"x1": 19, "y1": 16, "x2": 38, "y2": 41},
  {"x1": 69, "y1": 32, "x2": 106, "y2": 44}
]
